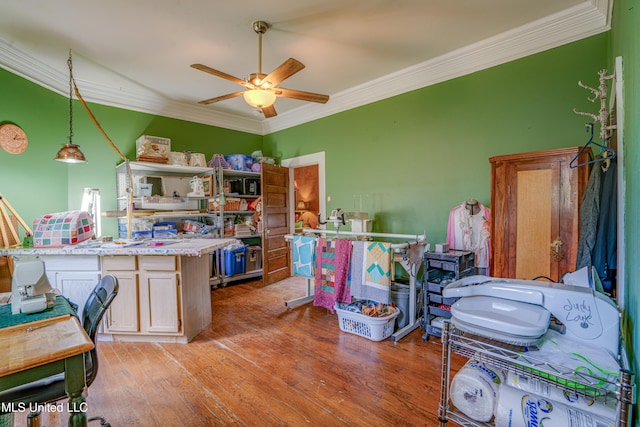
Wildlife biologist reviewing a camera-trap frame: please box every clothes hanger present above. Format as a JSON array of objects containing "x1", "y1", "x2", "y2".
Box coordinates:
[{"x1": 569, "y1": 123, "x2": 616, "y2": 169}]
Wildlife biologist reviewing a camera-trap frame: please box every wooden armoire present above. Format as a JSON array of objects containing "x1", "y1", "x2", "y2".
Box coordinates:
[{"x1": 490, "y1": 147, "x2": 588, "y2": 281}]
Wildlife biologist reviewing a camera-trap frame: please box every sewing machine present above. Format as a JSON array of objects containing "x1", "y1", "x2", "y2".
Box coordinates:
[
  {"x1": 442, "y1": 275, "x2": 621, "y2": 357},
  {"x1": 10, "y1": 257, "x2": 55, "y2": 315}
]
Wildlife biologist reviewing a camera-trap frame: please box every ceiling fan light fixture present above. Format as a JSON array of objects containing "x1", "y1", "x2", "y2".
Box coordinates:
[{"x1": 243, "y1": 89, "x2": 276, "y2": 108}]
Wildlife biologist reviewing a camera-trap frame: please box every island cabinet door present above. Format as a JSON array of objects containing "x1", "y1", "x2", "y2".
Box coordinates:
[
  {"x1": 41, "y1": 255, "x2": 101, "y2": 320},
  {"x1": 139, "y1": 255, "x2": 181, "y2": 334},
  {"x1": 52, "y1": 271, "x2": 101, "y2": 319},
  {"x1": 139, "y1": 271, "x2": 181, "y2": 333},
  {"x1": 103, "y1": 256, "x2": 139, "y2": 333},
  {"x1": 103, "y1": 271, "x2": 139, "y2": 333}
]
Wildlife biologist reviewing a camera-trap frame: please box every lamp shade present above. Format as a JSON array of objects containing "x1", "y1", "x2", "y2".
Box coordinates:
[
  {"x1": 296, "y1": 201, "x2": 307, "y2": 211},
  {"x1": 55, "y1": 143, "x2": 87, "y2": 163},
  {"x1": 243, "y1": 89, "x2": 277, "y2": 108}
]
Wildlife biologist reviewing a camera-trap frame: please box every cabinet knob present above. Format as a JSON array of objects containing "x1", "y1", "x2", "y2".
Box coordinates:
[{"x1": 550, "y1": 237, "x2": 565, "y2": 262}]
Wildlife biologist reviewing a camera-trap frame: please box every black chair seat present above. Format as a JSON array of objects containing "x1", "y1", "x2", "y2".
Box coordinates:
[{"x1": 0, "y1": 275, "x2": 118, "y2": 420}]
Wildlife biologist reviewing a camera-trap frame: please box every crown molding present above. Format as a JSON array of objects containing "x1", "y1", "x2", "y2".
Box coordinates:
[
  {"x1": 0, "y1": 1, "x2": 611, "y2": 136},
  {"x1": 263, "y1": 0, "x2": 611, "y2": 134}
]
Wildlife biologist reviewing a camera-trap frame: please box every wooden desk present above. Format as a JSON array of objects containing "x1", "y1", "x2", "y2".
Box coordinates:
[{"x1": 0, "y1": 314, "x2": 94, "y2": 426}]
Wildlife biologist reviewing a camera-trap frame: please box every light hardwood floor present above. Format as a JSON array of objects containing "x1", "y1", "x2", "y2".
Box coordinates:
[{"x1": 10, "y1": 277, "x2": 464, "y2": 426}]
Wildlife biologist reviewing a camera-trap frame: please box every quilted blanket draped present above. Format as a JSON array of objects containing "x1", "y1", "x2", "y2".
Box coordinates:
[
  {"x1": 349, "y1": 240, "x2": 392, "y2": 304},
  {"x1": 313, "y1": 238, "x2": 352, "y2": 312},
  {"x1": 292, "y1": 235, "x2": 316, "y2": 278}
]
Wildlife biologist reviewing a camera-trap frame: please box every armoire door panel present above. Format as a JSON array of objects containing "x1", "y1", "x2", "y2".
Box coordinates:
[
  {"x1": 514, "y1": 168, "x2": 554, "y2": 280},
  {"x1": 490, "y1": 147, "x2": 588, "y2": 282}
]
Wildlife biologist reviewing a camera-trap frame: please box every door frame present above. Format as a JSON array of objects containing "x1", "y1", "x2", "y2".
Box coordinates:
[{"x1": 281, "y1": 152, "x2": 326, "y2": 233}]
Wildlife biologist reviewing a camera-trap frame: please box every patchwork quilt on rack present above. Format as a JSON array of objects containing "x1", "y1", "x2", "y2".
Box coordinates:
[
  {"x1": 349, "y1": 240, "x2": 392, "y2": 304},
  {"x1": 313, "y1": 238, "x2": 352, "y2": 312},
  {"x1": 292, "y1": 235, "x2": 316, "y2": 278}
]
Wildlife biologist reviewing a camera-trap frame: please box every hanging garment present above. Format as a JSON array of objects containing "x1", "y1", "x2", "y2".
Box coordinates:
[
  {"x1": 313, "y1": 238, "x2": 353, "y2": 312},
  {"x1": 576, "y1": 162, "x2": 602, "y2": 270},
  {"x1": 292, "y1": 235, "x2": 316, "y2": 278},
  {"x1": 446, "y1": 201, "x2": 491, "y2": 273},
  {"x1": 593, "y1": 160, "x2": 617, "y2": 294}
]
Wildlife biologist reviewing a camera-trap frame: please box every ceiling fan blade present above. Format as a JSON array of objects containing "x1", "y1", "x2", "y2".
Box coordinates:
[
  {"x1": 198, "y1": 92, "x2": 244, "y2": 105},
  {"x1": 263, "y1": 58, "x2": 305, "y2": 87},
  {"x1": 276, "y1": 87, "x2": 329, "y2": 104},
  {"x1": 261, "y1": 105, "x2": 277, "y2": 118},
  {"x1": 190, "y1": 64, "x2": 249, "y2": 87}
]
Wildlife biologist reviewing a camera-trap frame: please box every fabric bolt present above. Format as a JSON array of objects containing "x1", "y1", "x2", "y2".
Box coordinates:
[
  {"x1": 313, "y1": 238, "x2": 353, "y2": 312},
  {"x1": 292, "y1": 235, "x2": 316, "y2": 278}
]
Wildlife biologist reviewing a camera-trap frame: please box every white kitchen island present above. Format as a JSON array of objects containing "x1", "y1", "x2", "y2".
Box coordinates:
[{"x1": 2, "y1": 238, "x2": 236, "y2": 343}]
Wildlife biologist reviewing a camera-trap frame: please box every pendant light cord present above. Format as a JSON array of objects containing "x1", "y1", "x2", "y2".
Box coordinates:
[
  {"x1": 67, "y1": 54, "x2": 74, "y2": 145},
  {"x1": 69, "y1": 71, "x2": 127, "y2": 162},
  {"x1": 68, "y1": 50, "x2": 132, "y2": 238}
]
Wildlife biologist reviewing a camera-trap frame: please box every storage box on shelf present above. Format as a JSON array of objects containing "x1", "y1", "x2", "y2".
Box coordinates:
[
  {"x1": 423, "y1": 250, "x2": 474, "y2": 340},
  {"x1": 246, "y1": 245, "x2": 262, "y2": 272},
  {"x1": 223, "y1": 245, "x2": 247, "y2": 277}
]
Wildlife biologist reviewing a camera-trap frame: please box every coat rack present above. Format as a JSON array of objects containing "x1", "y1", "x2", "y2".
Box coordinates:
[
  {"x1": 573, "y1": 68, "x2": 617, "y2": 142},
  {"x1": 572, "y1": 68, "x2": 618, "y2": 170}
]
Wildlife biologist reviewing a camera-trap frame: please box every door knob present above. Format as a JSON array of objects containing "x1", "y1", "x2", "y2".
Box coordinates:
[{"x1": 550, "y1": 237, "x2": 565, "y2": 262}]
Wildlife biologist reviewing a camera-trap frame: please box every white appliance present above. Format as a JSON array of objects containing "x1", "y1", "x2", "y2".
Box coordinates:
[
  {"x1": 443, "y1": 275, "x2": 621, "y2": 357},
  {"x1": 10, "y1": 257, "x2": 55, "y2": 315}
]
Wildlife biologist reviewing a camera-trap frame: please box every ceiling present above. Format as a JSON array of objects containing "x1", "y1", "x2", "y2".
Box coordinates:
[{"x1": 0, "y1": 0, "x2": 611, "y2": 135}]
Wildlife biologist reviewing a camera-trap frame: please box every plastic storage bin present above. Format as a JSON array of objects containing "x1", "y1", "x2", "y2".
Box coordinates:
[
  {"x1": 153, "y1": 221, "x2": 177, "y2": 239},
  {"x1": 246, "y1": 245, "x2": 262, "y2": 271},
  {"x1": 224, "y1": 245, "x2": 247, "y2": 276}
]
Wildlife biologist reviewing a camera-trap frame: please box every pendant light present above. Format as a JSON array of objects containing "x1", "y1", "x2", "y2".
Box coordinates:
[{"x1": 55, "y1": 51, "x2": 87, "y2": 163}]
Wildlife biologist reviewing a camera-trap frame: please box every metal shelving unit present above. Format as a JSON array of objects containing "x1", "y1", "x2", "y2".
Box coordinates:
[
  {"x1": 438, "y1": 321, "x2": 635, "y2": 426},
  {"x1": 115, "y1": 161, "x2": 215, "y2": 237},
  {"x1": 209, "y1": 167, "x2": 262, "y2": 287}
]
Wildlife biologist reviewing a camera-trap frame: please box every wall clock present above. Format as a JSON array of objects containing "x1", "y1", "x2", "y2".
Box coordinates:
[{"x1": 0, "y1": 124, "x2": 28, "y2": 154}]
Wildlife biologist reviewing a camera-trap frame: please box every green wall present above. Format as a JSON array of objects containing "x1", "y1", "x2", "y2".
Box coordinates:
[
  {"x1": 0, "y1": 34, "x2": 609, "y2": 244},
  {"x1": 264, "y1": 34, "x2": 609, "y2": 243},
  {"x1": 611, "y1": 0, "x2": 640, "y2": 417},
  {"x1": 0, "y1": 67, "x2": 262, "y2": 236}
]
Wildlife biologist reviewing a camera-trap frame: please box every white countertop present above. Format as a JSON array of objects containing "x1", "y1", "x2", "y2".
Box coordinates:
[{"x1": 0, "y1": 238, "x2": 238, "y2": 257}]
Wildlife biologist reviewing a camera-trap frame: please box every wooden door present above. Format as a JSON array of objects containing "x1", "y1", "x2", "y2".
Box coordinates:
[
  {"x1": 261, "y1": 163, "x2": 291, "y2": 285},
  {"x1": 490, "y1": 147, "x2": 588, "y2": 281}
]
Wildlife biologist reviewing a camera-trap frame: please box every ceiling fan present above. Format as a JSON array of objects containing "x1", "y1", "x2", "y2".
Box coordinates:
[{"x1": 191, "y1": 21, "x2": 329, "y2": 118}]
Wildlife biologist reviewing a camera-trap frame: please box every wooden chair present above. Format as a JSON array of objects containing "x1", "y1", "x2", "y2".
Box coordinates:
[{"x1": 0, "y1": 274, "x2": 119, "y2": 426}]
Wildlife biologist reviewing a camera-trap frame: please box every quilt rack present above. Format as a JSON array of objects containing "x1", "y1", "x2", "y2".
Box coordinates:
[{"x1": 285, "y1": 228, "x2": 428, "y2": 342}]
